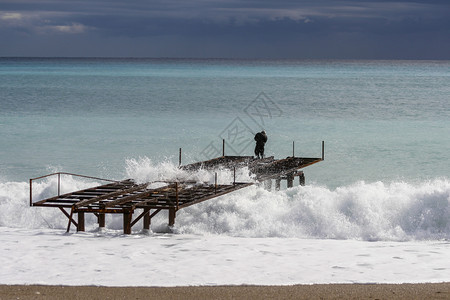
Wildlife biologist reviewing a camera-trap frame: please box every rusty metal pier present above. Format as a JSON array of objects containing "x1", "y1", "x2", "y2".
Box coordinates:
[{"x1": 30, "y1": 142, "x2": 324, "y2": 234}]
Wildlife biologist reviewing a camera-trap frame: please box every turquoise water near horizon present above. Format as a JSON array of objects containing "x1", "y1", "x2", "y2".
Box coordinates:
[{"x1": 0, "y1": 58, "x2": 449, "y2": 187}]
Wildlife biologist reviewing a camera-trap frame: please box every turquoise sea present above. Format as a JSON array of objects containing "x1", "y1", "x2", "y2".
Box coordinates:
[{"x1": 1, "y1": 58, "x2": 448, "y2": 186}]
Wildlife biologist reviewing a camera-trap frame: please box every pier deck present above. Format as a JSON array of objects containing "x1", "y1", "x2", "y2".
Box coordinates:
[{"x1": 31, "y1": 155, "x2": 322, "y2": 234}]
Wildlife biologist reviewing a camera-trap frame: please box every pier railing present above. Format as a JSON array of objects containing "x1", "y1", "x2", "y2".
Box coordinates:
[{"x1": 29, "y1": 172, "x2": 121, "y2": 207}]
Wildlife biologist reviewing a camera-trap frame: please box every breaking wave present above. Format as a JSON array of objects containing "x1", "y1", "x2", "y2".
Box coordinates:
[
  {"x1": 1, "y1": 159, "x2": 449, "y2": 241},
  {"x1": 175, "y1": 180, "x2": 450, "y2": 241}
]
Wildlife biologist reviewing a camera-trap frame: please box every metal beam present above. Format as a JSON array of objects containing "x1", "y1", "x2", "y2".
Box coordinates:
[
  {"x1": 102, "y1": 184, "x2": 177, "y2": 208},
  {"x1": 75, "y1": 183, "x2": 148, "y2": 208}
]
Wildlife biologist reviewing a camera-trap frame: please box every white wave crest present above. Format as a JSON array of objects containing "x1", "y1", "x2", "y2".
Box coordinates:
[
  {"x1": 175, "y1": 180, "x2": 450, "y2": 241},
  {"x1": 1, "y1": 160, "x2": 449, "y2": 241}
]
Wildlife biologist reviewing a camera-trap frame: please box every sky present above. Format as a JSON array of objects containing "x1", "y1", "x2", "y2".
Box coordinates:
[{"x1": 0, "y1": 0, "x2": 449, "y2": 59}]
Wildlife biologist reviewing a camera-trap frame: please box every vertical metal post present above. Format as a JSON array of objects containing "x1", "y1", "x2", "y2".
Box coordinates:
[
  {"x1": 98, "y1": 213, "x2": 105, "y2": 228},
  {"x1": 299, "y1": 172, "x2": 305, "y2": 186},
  {"x1": 175, "y1": 182, "x2": 179, "y2": 210},
  {"x1": 143, "y1": 208, "x2": 151, "y2": 230},
  {"x1": 275, "y1": 179, "x2": 281, "y2": 191},
  {"x1": 123, "y1": 211, "x2": 132, "y2": 234},
  {"x1": 322, "y1": 141, "x2": 325, "y2": 160},
  {"x1": 179, "y1": 148, "x2": 182, "y2": 166},
  {"x1": 168, "y1": 208, "x2": 176, "y2": 226},
  {"x1": 293, "y1": 141, "x2": 295, "y2": 157},
  {"x1": 222, "y1": 139, "x2": 225, "y2": 156},
  {"x1": 287, "y1": 173, "x2": 294, "y2": 188},
  {"x1": 215, "y1": 172, "x2": 218, "y2": 193},
  {"x1": 58, "y1": 173, "x2": 61, "y2": 196},
  {"x1": 29, "y1": 179, "x2": 33, "y2": 206},
  {"x1": 77, "y1": 212, "x2": 85, "y2": 232},
  {"x1": 233, "y1": 167, "x2": 236, "y2": 185}
]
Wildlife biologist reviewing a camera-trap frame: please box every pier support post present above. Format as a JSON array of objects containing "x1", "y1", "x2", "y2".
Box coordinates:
[
  {"x1": 275, "y1": 179, "x2": 281, "y2": 191},
  {"x1": 123, "y1": 211, "x2": 132, "y2": 234},
  {"x1": 292, "y1": 141, "x2": 295, "y2": 157},
  {"x1": 322, "y1": 141, "x2": 325, "y2": 160},
  {"x1": 299, "y1": 172, "x2": 305, "y2": 186},
  {"x1": 77, "y1": 212, "x2": 85, "y2": 232},
  {"x1": 98, "y1": 213, "x2": 105, "y2": 228},
  {"x1": 168, "y1": 208, "x2": 176, "y2": 227},
  {"x1": 264, "y1": 179, "x2": 272, "y2": 191},
  {"x1": 143, "y1": 208, "x2": 151, "y2": 230},
  {"x1": 214, "y1": 172, "x2": 218, "y2": 193},
  {"x1": 287, "y1": 173, "x2": 294, "y2": 188}
]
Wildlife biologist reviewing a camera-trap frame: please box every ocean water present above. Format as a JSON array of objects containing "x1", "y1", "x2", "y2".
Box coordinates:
[
  {"x1": 1, "y1": 58, "x2": 448, "y2": 185},
  {"x1": 0, "y1": 58, "x2": 449, "y2": 285}
]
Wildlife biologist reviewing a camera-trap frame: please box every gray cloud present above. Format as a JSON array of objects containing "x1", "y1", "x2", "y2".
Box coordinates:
[{"x1": 0, "y1": 0, "x2": 449, "y2": 58}]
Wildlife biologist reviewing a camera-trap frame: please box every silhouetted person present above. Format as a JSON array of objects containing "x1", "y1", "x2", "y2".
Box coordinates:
[{"x1": 254, "y1": 130, "x2": 267, "y2": 159}]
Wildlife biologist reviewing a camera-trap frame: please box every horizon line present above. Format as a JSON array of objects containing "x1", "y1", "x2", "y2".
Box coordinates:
[{"x1": 1, "y1": 56, "x2": 449, "y2": 62}]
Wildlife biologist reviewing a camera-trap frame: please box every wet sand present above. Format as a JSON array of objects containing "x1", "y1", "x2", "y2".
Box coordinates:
[{"x1": 1, "y1": 283, "x2": 449, "y2": 299}]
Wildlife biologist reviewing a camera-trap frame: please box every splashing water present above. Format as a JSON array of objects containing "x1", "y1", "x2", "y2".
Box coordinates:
[{"x1": 1, "y1": 159, "x2": 449, "y2": 241}]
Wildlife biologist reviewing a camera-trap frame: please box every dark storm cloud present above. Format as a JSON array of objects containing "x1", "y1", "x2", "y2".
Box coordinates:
[{"x1": 0, "y1": 0, "x2": 449, "y2": 58}]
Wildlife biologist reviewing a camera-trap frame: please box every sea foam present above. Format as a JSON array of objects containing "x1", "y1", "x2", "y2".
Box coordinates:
[
  {"x1": 175, "y1": 179, "x2": 450, "y2": 241},
  {"x1": 1, "y1": 159, "x2": 449, "y2": 241}
]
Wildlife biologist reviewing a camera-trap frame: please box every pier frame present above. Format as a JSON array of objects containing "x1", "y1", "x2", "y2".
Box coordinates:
[
  {"x1": 143, "y1": 208, "x2": 151, "y2": 230},
  {"x1": 272, "y1": 171, "x2": 306, "y2": 191},
  {"x1": 77, "y1": 212, "x2": 85, "y2": 232},
  {"x1": 30, "y1": 150, "x2": 323, "y2": 234},
  {"x1": 98, "y1": 213, "x2": 105, "y2": 228},
  {"x1": 168, "y1": 208, "x2": 176, "y2": 227}
]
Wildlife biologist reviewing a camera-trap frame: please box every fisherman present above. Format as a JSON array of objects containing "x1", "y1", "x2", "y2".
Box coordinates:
[{"x1": 254, "y1": 130, "x2": 268, "y2": 159}]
